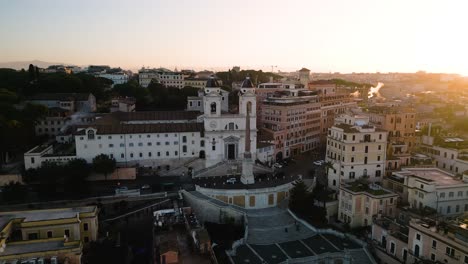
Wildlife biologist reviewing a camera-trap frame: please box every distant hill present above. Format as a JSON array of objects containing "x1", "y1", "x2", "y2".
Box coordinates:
[{"x1": 0, "y1": 60, "x2": 69, "y2": 70}]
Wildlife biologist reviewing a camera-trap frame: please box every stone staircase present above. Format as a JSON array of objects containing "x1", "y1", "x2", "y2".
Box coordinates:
[{"x1": 247, "y1": 208, "x2": 316, "y2": 244}]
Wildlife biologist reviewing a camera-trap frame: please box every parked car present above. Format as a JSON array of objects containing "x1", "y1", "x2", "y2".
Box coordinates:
[
  {"x1": 115, "y1": 186, "x2": 129, "y2": 194},
  {"x1": 226, "y1": 178, "x2": 237, "y2": 184},
  {"x1": 273, "y1": 163, "x2": 283, "y2": 169},
  {"x1": 313, "y1": 160, "x2": 324, "y2": 166}
]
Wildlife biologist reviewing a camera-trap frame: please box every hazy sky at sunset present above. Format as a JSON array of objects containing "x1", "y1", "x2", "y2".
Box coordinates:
[{"x1": 1, "y1": 0, "x2": 467, "y2": 74}]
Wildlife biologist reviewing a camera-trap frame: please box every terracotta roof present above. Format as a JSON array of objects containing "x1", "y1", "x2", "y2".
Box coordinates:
[
  {"x1": 114, "y1": 111, "x2": 200, "y2": 121},
  {"x1": 76, "y1": 123, "x2": 204, "y2": 135},
  {"x1": 29, "y1": 93, "x2": 92, "y2": 101}
]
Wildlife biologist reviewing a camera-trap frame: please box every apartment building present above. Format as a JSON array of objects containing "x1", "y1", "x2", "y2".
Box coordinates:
[
  {"x1": 384, "y1": 167, "x2": 468, "y2": 216},
  {"x1": 110, "y1": 97, "x2": 136, "y2": 112},
  {"x1": 372, "y1": 216, "x2": 468, "y2": 264},
  {"x1": 339, "y1": 182, "x2": 398, "y2": 228},
  {"x1": 317, "y1": 92, "x2": 357, "y2": 143},
  {"x1": 326, "y1": 114, "x2": 388, "y2": 190},
  {"x1": 138, "y1": 68, "x2": 184, "y2": 88},
  {"x1": 366, "y1": 106, "x2": 416, "y2": 173},
  {"x1": 421, "y1": 136, "x2": 468, "y2": 175},
  {"x1": 0, "y1": 206, "x2": 98, "y2": 263},
  {"x1": 261, "y1": 94, "x2": 321, "y2": 160}
]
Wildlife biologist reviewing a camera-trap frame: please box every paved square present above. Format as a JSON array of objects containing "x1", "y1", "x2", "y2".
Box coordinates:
[
  {"x1": 250, "y1": 244, "x2": 288, "y2": 264},
  {"x1": 321, "y1": 234, "x2": 361, "y2": 250},
  {"x1": 302, "y1": 235, "x2": 338, "y2": 254},
  {"x1": 278, "y1": 240, "x2": 315, "y2": 259},
  {"x1": 231, "y1": 245, "x2": 262, "y2": 264}
]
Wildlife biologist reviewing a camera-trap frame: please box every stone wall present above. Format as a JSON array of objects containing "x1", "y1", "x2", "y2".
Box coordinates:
[{"x1": 181, "y1": 190, "x2": 245, "y2": 225}]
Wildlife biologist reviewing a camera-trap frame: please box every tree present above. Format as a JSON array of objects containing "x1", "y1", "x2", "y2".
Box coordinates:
[
  {"x1": 1, "y1": 181, "x2": 27, "y2": 202},
  {"x1": 92, "y1": 154, "x2": 116, "y2": 180},
  {"x1": 28, "y1": 64, "x2": 35, "y2": 81},
  {"x1": 322, "y1": 161, "x2": 334, "y2": 186},
  {"x1": 289, "y1": 180, "x2": 311, "y2": 215},
  {"x1": 64, "y1": 158, "x2": 91, "y2": 197}
]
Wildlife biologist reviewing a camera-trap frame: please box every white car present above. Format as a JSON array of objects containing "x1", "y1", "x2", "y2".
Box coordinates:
[
  {"x1": 226, "y1": 178, "x2": 237, "y2": 184},
  {"x1": 313, "y1": 161, "x2": 322, "y2": 166},
  {"x1": 273, "y1": 163, "x2": 283, "y2": 169}
]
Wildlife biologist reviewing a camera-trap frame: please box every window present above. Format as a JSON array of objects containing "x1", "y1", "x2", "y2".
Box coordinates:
[
  {"x1": 446, "y1": 246, "x2": 455, "y2": 257},
  {"x1": 139, "y1": 152, "x2": 143, "y2": 157},
  {"x1": 201, "y1": 140, "x2": 205, "y2": 147},
  {"x1": 376, "y1": 170, "x2": 381, "y2": 177},
  {"x1": 352, "y1": 146, "x2": 355, "y2": 151},
  {"x1": 84, "y1": 223, "x2": 89, "y2": 231},
  {"x1": 458, "y1": 191, "x2": 463, "y2": 197},
  {"x1": 147, "y1": 142, "x2": 152, "y2": 146},
  {"x1": 65, "y1": 229, "x2": 70, "y2": 238},
  {"x1": 108, "y1": 136, "x2": 112, "y2": 139},
  {"x1": 121, "y1": 153, "x2": 124, "y2": 158},
  {"x1": 432, "y1": 240, "x2": 437, "y2": 249},
  {"x1": 349, "y1": 172, "x2": 355, "y2": 179},
  {"x1": 212, "y1": 145, "x2": 216, "y2": 151},
  {"x1": 440, "y1": 192, "x2": 445, "y2": 198},
  {"x1": 156, "y1": 142, "x2": 161, "y2": 146},
  {"x1": 109, "y1": 144, "x2": 114, "y2": 148},
  {"x1": 174, "y1": 141, "x2": 178, "y2": 145},
  {"x1": 351, "y1": 157, "x2": 354, "y2": 162},
  {"x1": 431, "y1": 253, "x2": 436, "y2": 261},
  {"x1": 390, "y1": 242, "x2": 395, "y2": 254},
  {"x1": 183, "y1": 146, "x2": 187, "y2": 153},
  {"x1": 157, "y1": 152, "x2": 160, "y2": 157},
  {"x1": 449, "y1": 192, "x2": 454, "y2": 198},
  {"x1": 447, "y1": 206, "x2": 451, "y2": 214},
  {"x1": 120, "y1": 143, "x2": 124, "y2": 147},
  {"x1": 130, "y1": 153, "x2": 134, "y2": 158},
  {"x1": 365, "y1": 146, "x2": 368, "y2": 153},
  {"x1": 456, "y1": 205, "x2": 460, "y2": 212},
  {"x1": 379, "y1": 134, "x2": 382, "y2": 140},
  {"x1": 87, "y1": 130, "x2": 95, "y2": 140},
  {"x1": 138, "y1": 142, "x2": 143, "y2": 146},
  {"x1": 28, "y1": 233, "x2": 39, "y2": 240},
  {"x1": 378, "y1": 145, "x2": 381, "y2": 150},
  {"x1": 182, "y1": 136, "x2": 187, "y2": 143},
  {"x1": 175, "y1": 151, "x2": 178, "y2": 155},
  {"x1": 416, "y1": 234, "x2": 421, "y2": 240},
  {"x1": 31, "y1": 157, "x2": 35, "y2": 164},
  {"x1": 129, "y1": 143, "x2": 134, "y2": 147},
  {"x1": 47, "y1": 231, "x2": 53, "y2": 238},
  {"x1": 148, "y1": 152, "x2": 152, "y2": 157},
  {"x1": 364, "y1": 157, "x2": 368, "y2": 164},
  {"x1": 165, "y1": 142, "x2": 170, "y2": 145},
  {"x1": 166, "y1": 151, "x2": 169, "y2": 156}
]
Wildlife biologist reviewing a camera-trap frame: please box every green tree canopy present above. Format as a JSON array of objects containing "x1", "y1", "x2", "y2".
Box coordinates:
[{"x1": 92, "y1": 154, "x2": 116, "y2": 180}]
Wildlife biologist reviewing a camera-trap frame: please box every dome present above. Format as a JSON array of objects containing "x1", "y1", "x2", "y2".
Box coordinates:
[
  {"x1": 206, "y1": 76, "x2": 220, "y2": 88},
  {"x1": 241, "y1": 77, "x2": 255, "y2": 88}
]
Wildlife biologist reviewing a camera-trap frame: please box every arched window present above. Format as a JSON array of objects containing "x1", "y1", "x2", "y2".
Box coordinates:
[
  {"x1": 210, "y1": 102, "x2": 217, "y2": 114},
  {"x1": 363, "y1": 169, "x2": 368, "y2": 176},
  {"x1": 87, "y1": 130, "x2": 95, "y2": 140}
]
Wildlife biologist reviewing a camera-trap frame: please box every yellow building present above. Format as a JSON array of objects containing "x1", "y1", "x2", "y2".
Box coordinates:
[
  {"x1": 338, "y1": 182, "x2": 398, "y2": 228},
  {"x1": 0, "y1": 206, "x2": 98, "y2": 263}
]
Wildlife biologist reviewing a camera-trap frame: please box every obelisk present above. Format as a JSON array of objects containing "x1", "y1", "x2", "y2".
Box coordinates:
[{"x1": 241, "y1": 102, "x2": 255, "y2": 184}]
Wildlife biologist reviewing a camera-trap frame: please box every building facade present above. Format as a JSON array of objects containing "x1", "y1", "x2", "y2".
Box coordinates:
[
  {"x1": 0, "y1": 206, "x2": 98, "y2": 263},
  {"x1": 384, "y1": 168, "x2": 468, "y2": 216},
  {"x1": 261, "y1": 94, "x2": 321, "y2": 160},
  {"x1": 326, "y1": 114, "x2": 388, "y2": 190},
  {"x1": 339, "y1": 182, "x2": 398, "y2": 228},
  {"x1": 28, "y1": 93, "x2": 96, "y2": 113}
]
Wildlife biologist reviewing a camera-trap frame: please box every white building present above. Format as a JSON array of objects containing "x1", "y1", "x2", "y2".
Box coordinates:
[
  {"x1": 98, "y1": 72, "x2": 129, "y2": 86},
  {"x1": 187, "y1": 83, "x2": 229, "y2": 113},
  {"x1": 25, "y1": 77, "x2": 265, "y2": 169},
  {"x1": 326, "y1": 114, "x2": 388, "y2": 190},
  {"x1": 386, "y1": 168, "x2": 468, "y2": 216}
]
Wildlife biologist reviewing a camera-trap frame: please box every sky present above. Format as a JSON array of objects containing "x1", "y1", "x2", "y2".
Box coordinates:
[{"x1": 1, "y1": 0, "x2": 468, "y2": 75}]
